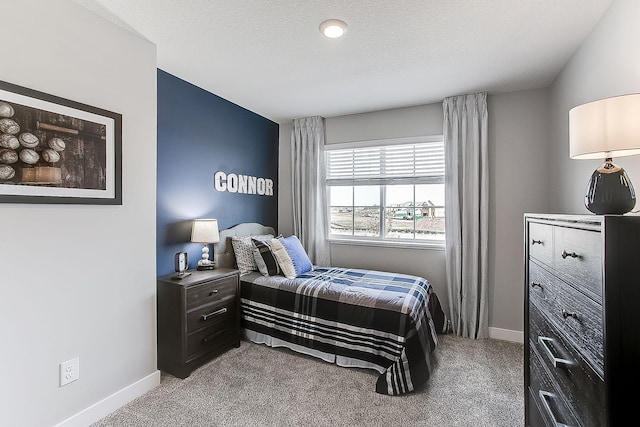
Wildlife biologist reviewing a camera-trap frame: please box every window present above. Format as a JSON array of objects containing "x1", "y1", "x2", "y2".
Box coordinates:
[{"x1": 326, "y1": 136, "x2": 445, "y2": 246}]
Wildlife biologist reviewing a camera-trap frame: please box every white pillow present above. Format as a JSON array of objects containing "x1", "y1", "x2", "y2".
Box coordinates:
[
  {"x1": 269, "y1": 238, "x2": 296, "y2": 279},
  {"x1": 231, "y1": 234, "x2": 273, "y2": 275}
]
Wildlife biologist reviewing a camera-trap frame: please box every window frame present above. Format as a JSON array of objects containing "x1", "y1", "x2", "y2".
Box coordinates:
[{"x1": 325, "y1": 135, "x2": 445, "y2": 249}]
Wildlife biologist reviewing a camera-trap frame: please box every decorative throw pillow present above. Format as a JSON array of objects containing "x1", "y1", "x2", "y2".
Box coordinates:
[
  {"x1": 231, "y1": 234, "x2": 273, "y2": 275},
  {"x1": 269, "y1": 238, "x2": 297, "y2": 279},
  {"x1": 252, "y1": 238, "x2": 280, "y2": 277},
  {"x1": 278, "y1": 235, "x2": 313, "y2": 277}
]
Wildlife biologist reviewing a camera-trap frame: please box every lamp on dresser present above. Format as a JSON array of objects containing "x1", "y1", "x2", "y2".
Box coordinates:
[
  {"x1": 191, "y1": 218, "x2": 219, "y2": 270},
  {"x1": 569, "y1": 93, "x2": 640, "y2": 214}
]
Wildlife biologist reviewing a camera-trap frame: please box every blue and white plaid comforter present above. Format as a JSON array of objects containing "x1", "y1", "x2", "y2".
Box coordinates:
[{"x1": 240, "y1": 266, "x2": 448, "y2": 395}]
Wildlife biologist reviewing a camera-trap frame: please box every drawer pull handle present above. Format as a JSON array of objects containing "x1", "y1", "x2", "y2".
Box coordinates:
[
  {"x1": 538, "y1": 336, "x2": 574, "y2": 368},
  {"x1": 531, "y1": 239, "x2": 543, "y2": 245},
  {"x1": 539, "y1": 390, "x2": 573, "y2": 427},
  {"x1": 202, "y1": 307, "x2": 227, "y2": 321},
  {"x1": 208, "y1": 289, "x2": 219, "y2": 296},
  {"x1": 561, "y1": 309, "x2": 580, "y2": 320},
  {"x1": 561, "y1": 250, "x2": 578, "y2": 259},
  {"x1": 531, "y1": 282, "x2": 543, "y2": 289},
  {"x1": 202, "y1": 329, "x2": 226, "y2": 343}
]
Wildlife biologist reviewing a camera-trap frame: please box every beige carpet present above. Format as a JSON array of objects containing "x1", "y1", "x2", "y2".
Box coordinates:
[{"x1": 93, "y1": 334, "x2": 524, "y2": 426}]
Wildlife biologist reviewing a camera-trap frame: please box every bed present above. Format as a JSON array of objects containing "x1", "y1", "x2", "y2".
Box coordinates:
[{"x1": 215, "y1": 223, "x2": 449, "y2": 396}]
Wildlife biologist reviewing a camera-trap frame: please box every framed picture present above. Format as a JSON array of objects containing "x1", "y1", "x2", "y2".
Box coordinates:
[{"x1": 0, "y1": 80, "x2": 122, "y2": 204}]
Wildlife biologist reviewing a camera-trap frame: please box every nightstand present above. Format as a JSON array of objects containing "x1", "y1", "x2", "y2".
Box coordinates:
[{"x1": 157, "y1": 268, "x2": 241, "y2": 378}]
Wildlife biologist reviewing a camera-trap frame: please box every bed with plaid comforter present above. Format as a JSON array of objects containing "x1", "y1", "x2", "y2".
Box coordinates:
[{"x1": 240, "y1": 266, "x2": 448, "y2": 395}]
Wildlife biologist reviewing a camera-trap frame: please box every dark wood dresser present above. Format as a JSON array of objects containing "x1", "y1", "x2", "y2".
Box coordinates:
[
  {"x1": 157, "y1": 268, "x2": 241, "y2": 378},
  {"x1": 524, "y1": 214, "x2": 640, "y2": 426}
]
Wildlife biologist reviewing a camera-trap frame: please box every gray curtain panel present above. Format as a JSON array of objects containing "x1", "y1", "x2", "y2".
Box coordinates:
[
  {"x1": 291, "y1": 116, "x2": 331, "y2": 266},
  {"x1": 443, "y1": 92, "x2": 489, "y2": 339}
]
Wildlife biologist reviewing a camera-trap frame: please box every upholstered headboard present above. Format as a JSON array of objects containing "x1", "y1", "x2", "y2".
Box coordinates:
[{"x1": 215, "y1": 222, "x2": 276, "y2": 269}]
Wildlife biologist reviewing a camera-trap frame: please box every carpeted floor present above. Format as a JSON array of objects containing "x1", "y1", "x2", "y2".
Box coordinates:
[{"x1": 92, "y1": 334, "x2": 524, "y2": 427}]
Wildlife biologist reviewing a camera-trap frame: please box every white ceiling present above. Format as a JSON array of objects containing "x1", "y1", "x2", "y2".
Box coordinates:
[{"x1": 73, "y1": 0, "x2": 613, "y2": 124}]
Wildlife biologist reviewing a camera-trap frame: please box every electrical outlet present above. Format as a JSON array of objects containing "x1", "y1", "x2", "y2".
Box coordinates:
[{"x1": 60, "y1": 357, "x2": 79, "y2": 387}]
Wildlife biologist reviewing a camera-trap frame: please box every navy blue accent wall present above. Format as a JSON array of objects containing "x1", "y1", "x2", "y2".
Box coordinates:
[{"x1": 157, "y1": 69, "x2": 279, "y2": 276}]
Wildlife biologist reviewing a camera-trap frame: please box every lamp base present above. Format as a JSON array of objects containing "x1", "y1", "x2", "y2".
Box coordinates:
[
  {"x1": 584, "y1": 159, "x2": 636, "y2": 215},
  {"x1": 197, "y1": 259, "x2": 216, "y2": 270}
]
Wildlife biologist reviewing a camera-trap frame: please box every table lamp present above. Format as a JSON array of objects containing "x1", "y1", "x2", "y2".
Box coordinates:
[
  {"x1": 569, "y1": 94, "x2": 640, "y2": 215},
  {"x1": 191, "y1": 219, "x2": 220, "y2": 270}
]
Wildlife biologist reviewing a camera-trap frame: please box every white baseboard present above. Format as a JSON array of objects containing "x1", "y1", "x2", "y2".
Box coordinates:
[
  {"x1": 489, "y1": 327, "x2": 524, "y2": 344},
  {"x1": 54, "y1": 370, "x2": 161, "y2": 427}
]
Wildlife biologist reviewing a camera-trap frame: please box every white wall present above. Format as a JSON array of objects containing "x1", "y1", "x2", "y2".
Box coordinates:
[
  {"x1": 549, "y1": 0, "x2": 640, "y2": 213},
  {"x1": 0, "y1": 1, "x2": 158, "y2": 426},
  {"x1": 488, "y1": 89, "x2": 550, "y2": 335},
  {"x1": 279, "y1": 95, "x2": 549, "y2": 338}
]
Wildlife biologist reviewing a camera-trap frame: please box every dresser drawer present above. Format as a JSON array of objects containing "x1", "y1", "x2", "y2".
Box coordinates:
[
  {"x1": 529, "y1": 261, "x2": 604, "y2": 375},
  {"x1": 529, "y1": 344, "x2": 579, "y2": 427},
  {"x1": 529, "y1": 303, "x2": 605, "y2": 426},
  {"x1": 553, "y1": 225, "x2": 602, "y2": 302},
  {"x1": 186, "y1": 318, "x2": 238, "y2": 360},
  {"x1": 187, "y1": 275, "x2": 237, "y2": 310},
  {"x1": 187, "y1": 297, "x2": 236, "y2": 333},
  {"x1": 529, "y1": 222, "x2": 553, "y2": 268}
]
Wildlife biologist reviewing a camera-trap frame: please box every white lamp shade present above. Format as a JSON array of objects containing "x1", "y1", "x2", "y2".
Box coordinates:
[
  {"x1": 569, "y1": 94, "x2": 640, "y2": 160},
  {"x1": 190, "y1": 219, "x2": 220, "y2": 243}
]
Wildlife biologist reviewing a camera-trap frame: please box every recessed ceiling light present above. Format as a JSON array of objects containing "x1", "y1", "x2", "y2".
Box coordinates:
[{"x1": 319, "y1": 19, "x2": 348, "y2": 39}]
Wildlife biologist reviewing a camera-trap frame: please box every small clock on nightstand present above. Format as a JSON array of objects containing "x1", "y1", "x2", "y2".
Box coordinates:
[{"x1": 172, "y1": 251, "x2": 191, "y2": 280}]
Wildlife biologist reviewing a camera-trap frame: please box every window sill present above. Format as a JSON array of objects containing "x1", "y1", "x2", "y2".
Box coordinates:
[{"x1": 328, "y1": 237, "x2": 445, "y2": 251}]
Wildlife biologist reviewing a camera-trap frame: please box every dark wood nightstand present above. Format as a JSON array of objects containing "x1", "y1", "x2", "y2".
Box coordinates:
[{"x1": 157, "y1": 268, "x2": 241, "y2": 378}]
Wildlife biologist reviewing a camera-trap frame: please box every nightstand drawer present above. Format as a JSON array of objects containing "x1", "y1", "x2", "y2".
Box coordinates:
[
  {"x1": 187, "y1": 298, "x2": 235, "y2": 333},
  {"x1": 186, "y1": 319, "x2": 237, "y2": 360},
  {"x1": 529, "y1": 304, "x2": 605, "y2": 426},
  {"x1": 529, "y1": 262, "x2": 603, "y2": 374},
  {"x1": 554, "y1": 226, "x2": 602, "y2": 302},
  {"x1": 529, "y1": 222, "x2": 553, "y2": 268},
  {"x1": 187, "y1": 276, "x2": 237, "y2": 310}
]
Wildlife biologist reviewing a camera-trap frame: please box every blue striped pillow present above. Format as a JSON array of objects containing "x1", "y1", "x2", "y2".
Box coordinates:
[{"x1": 278, "y1": 235, "x2": 313, "y2": 277}]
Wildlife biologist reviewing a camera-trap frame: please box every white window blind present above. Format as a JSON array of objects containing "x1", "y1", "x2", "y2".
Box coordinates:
[{"x1": 326, "y1": 139, "x2": 444, "y2": 186}]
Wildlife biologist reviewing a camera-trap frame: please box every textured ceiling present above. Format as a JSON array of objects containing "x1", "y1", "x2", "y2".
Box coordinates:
[{"x1": 73, "y1": 0, "x2": 613, "y2": 124}]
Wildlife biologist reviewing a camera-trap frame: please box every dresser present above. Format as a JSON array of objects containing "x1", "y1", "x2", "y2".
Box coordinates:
[
  {"x1": 157, "y1": 268, "x2": 241, "y2": 378},
  {"x1": 524, "y1": 214, "x2": 640, "y2": 426}
]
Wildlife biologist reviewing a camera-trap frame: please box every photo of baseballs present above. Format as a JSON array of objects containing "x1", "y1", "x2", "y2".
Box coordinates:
[
  {"x1": 0, "y1": 84, "x2": 116, "y2": 199},
  {"x1": 0, "y1": 134, "x2": 19, "y2": 149},
  {"x1": 42, "y1": 149, "x2": 61, "y2": 163},
  {"x1": 48, "y1": 137, "x2": 66, "y2": 151},
  {"x1": 19, "y1": 132, "x2": 39, "y2": 148},
  {"x1": 0, "y1": 164, "x2": 15, "y2": 180},
  {"x1": 0, "y1": 102, "x2": 14, "y2": 118},
  {"x1": 0, "y1": 149, "x2": 18, "y2": 164},
  {"x1": 19, "y1": 148, "x2": 39, "y2": 164},
  {"x1": 0, "y1": 118, "x2": 20, "y2": 134}
]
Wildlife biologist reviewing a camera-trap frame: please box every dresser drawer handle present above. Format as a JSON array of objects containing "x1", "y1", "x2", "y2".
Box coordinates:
[
  {"x1": 561, "y1": 309, "x2": 580, "y2": 320},
  {"x1": 530, "y1": 282, "x2": 543, "y2": 289},
  {"x1": 537, "y1": 336, "x2": 574, "y2": 369},
  {"x1": 202, "y1": 307, "x2": 227, "y2": 321},
  {"x1": 561, "y1": 250, "x2": 578, "y2": 259},
  {"x1": 202, "y1": 329, "x2": 226, "y2": 343},
  {"x1": 531, "y1": 239, "x2": 543, "y2": 245},
  {"x1": 208, "y1": 289, "x2": 219, "y2": 296},
  {"x1": 539, "y1": 390, "x2": 573, "y2": 427}
]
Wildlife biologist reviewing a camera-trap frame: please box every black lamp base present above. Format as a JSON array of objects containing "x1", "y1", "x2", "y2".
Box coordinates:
[{"x1": 584, "y1": 159, "x2": 636, "y2": 215}]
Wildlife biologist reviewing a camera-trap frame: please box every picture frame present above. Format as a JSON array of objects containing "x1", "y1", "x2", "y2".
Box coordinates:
[{"x1": 0, "y1": 80, "x2": 122, "y2": 204}]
